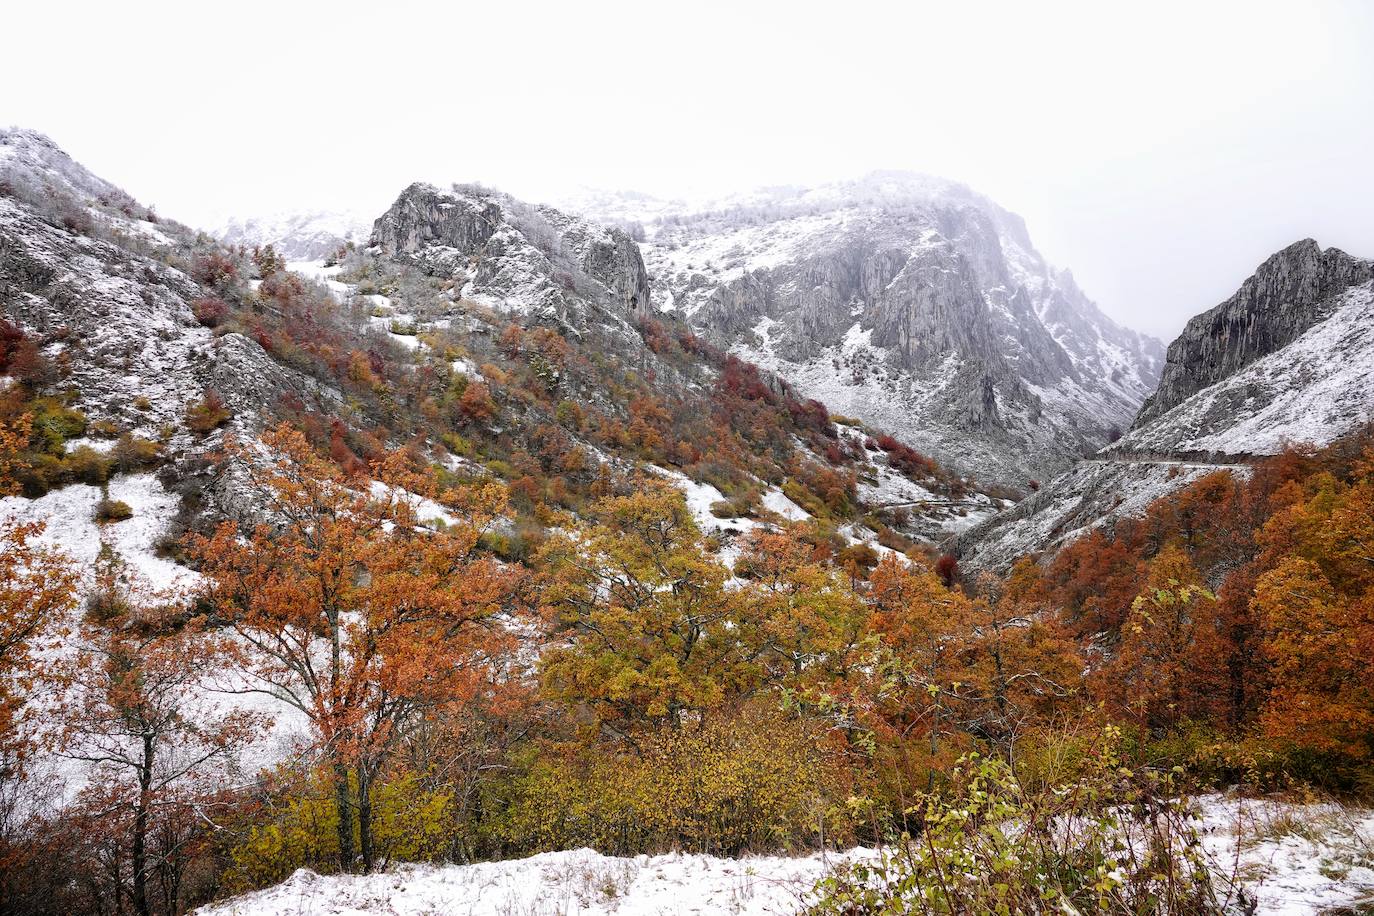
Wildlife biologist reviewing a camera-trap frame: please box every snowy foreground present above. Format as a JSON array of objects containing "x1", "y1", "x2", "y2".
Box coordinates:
[
  {"x1": 198, "y1": 796, "x2": 1374, "y2": 916},
  {"x1": 198, "y1": 847, "x2": 859, "y2": 916}
]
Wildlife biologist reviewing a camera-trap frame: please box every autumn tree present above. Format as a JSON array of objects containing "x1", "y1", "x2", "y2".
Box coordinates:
[
  {"x1": 56, "y1": 574, "x2": 261, "y2": 916},
  {"x1": 0, "y1": 414, "x2": 80, "y2": 906},
  {"x1": 867, "y1": 555, "x2": 975, "y2": 787},
  {"x1": 192, "y1": 424, "x2": 517, "y2": 872},
  {"x1": 1251, "y1": 455, "x2": 1374, "y2": 760},
  {"x1": 962, "y1": 570, "x2": 1081, "y2": 749},
  {"x1": 733, "y1": 529, "x2": 871, "y2": 702},
  {"x1": 1100, "y1": 545, "x2": 1225, "y2": 733},
  {"x1": 537, "y1": 477, "x2": 745, "y2": 739}
]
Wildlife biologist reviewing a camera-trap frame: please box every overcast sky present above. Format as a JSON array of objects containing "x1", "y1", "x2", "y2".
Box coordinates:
[{"x1": 4, "y1": 0, "x2": 1372, "y2": 339}]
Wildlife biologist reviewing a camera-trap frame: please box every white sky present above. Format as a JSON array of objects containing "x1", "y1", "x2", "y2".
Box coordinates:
[{"x1": 4, "y1": 0, "x2": 1372, "y2": 339}]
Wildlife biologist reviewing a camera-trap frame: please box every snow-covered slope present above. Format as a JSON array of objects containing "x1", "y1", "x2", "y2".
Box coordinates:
[
  {"x1": 958, "y1": 241, "x2": 1374, "y2": 570},
  {"x1": 556, "y1": 174, "x2": 1164, "y2": 488},
  {"x1": 1114, "y1": 267, "x2": 1374, "y2": 457}
]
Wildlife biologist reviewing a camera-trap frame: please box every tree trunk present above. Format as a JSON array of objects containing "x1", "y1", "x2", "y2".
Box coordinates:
[
  {"x1": 334, "y1": 756, "x2": 355, "y2": 872},
  {"x1": 131, "y1": 732, "x2": 153, "y2": 916},
  {"x1": 929, "y1": 684, "x2": 940, "y2": 791},
  {"x1": 327, "y1": 604, "x2": 356, "y2": 873},
  {"x1": 357, "y1": 764, "x2": 375, "y2": 873}
]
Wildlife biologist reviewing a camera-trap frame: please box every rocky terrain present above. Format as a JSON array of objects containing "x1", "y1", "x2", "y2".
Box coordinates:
[
  {"x1": 2, "y1": 131, "x2": 1006, "y2": 595},
  {"x1": 360, "y1": 180, "x2": 1006, "y2": 543},
  {"x1": 556, "y1": 174, "x2": 1165, "y2": 489},
  {"x1": 18, "y1": 128, "x2": 1368, "y2": 582},
  {"x1": 371, "y1": 182, "x2": 653, "y2": 327},
  {"x1": 0, "y1": 128, "x2": 348, "y2": 531},
  {"x1": 957, "y1": 239, "x2": 1374, "y2": 570}
]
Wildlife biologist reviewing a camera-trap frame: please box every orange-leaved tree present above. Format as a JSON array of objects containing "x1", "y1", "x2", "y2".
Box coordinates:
[
  {"x1": 0, "y1": 413, "x2": 80, "y2": 903},
  {"x1": 867, "y1": 554, "x2": 975, "y2": 789},
  {"x1": 1252, "y1": 453, "x2": 1374, "y2": 760},
  {"x1": 733, "y1": 528, "x2": 872, "y2": 709},
  {"x1": 963, "y1": 568, "x2": 1082, "y2": 749},
  {"x1": 1100, "y1": 545, "x2": 1225, "y2": 733},
  {"x1": 56, "y1": 570, "x2": 262, "y2": 916},
  {"x1": 192, "y1": 423, "x2": 518, "y2": 872}
]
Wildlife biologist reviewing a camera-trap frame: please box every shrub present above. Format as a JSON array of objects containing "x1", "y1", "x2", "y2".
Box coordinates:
[
  {"x1": 810, "y1": 732, "x2": 1241, "y2": 915},
  {"x1": 457, "y1": 382, "x2": 496, "y2": 424},
  {"x1": 186, "y1": 390, "x2": 231, "y2": 436},
  {"x1": 934, "y1": 552, "x2": 958, "y2": 586},
  {"x1": 191, "y1": 296, "x2": 231, "y2": 328},
  {"x1": 57, "y1": 203, "x2": 94, "y2": 235},
  {"x1": 65, "y1": 445, "x2": 112, "y2": 485},
  {"x1": 111, "y1": 433, "x2": 161, "y2": 471},
  {"x1": 225, "y1": 771, "x2": 453, "y2": 894},
  {"x1": 94, "y1": 499, "x2": 133, "y2": 523},
  {"x1": 191, "y1": 252, "x2": 239, "y2": 288},
  {"x1": 499, "y1": 706, "x2": 848, "y2": 856}
]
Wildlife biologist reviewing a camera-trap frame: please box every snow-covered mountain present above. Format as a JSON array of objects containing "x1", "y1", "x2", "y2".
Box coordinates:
[
  {"x1": 958, "y1": 239, "x2": 1374, "y2": 570},
  {"x1": 212, "y1": 208, "x2": 373, "y2": 260},
  {"x1": 555, "y1": 173, "x2": 1165, "y2": 488},
  {"x1": 2, "y1": 131, "x2": 1003, "y2": 586}
]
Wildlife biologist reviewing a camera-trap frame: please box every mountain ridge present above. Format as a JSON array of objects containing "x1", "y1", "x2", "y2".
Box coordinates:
[{"x1": 957, "y1": 239, "x2": 1374, "y2": 570}]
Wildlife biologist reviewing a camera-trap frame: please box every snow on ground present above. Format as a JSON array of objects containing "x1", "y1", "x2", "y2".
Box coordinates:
[
  {"x1": 367, "y1": 480, "x2": 460, "y2": 529},
  {"x1": 1194, "y1": 793, "x2": 1374, "y2": 915},
  {"x1": 760, "y1": 487, "x2": 808, "y2": 521},
  {"x1": 62, "y1": 436, "x2": 117, "y2": 454},
  {"x1": 0, "y1": 472, "x2": 195, "y2": 591},
  {"x1": 195, "y1": 795, "x2": 1374, "y2": 916},
  {"x1": 654, "y1": 469, "x2": 821, "y2": 569},
  {"x1": 287, "y1": 260, "x2": 350, "y2": 300},
  {"x1": 197, "y1": 847, "x2": 872, "y2": 916}
]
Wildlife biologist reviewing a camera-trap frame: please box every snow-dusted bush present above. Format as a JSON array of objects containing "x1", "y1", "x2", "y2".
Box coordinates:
[{"x1": 810, "y1": 732, "x2": 1246, "y2": 915}]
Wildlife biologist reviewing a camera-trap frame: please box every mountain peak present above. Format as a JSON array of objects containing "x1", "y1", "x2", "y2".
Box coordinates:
[{"x1": 1136, "y1": 238, "x2": 1374, "y2": 424}]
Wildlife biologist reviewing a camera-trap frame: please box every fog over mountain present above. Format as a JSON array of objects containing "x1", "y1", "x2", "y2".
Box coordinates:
[{"x1": 4, "y1": 1, "x2": 1373, "y2": 340}]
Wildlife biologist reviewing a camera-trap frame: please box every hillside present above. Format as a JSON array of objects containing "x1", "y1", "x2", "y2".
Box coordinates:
[
  {"x1": 1, "y1": 129, "x2": 1004, "y2": 582},
  {"x1": 7, "y1": 130, "x2": 1374, "y2": 916},
  {"x1": 957, "y1": 239, "x2": 1374, "y2": 570}
]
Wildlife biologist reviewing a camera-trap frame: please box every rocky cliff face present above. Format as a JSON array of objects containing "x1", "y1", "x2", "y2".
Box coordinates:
[
  {"x1": 1136, "y1": 239, "x2": 1374, "y2": 424},
  {"x1": 0, "y1": 128, "x2": 355, "y2": 557},
  {"x1": 958, "y1": 240, "x2": 1374, "y2": 570},
  {"x1": 560, "y1": 174, "x2": 1164, "y2": 488},
  {"x1": 372, "y1": 183, "x2": 652, "y2": 328}
]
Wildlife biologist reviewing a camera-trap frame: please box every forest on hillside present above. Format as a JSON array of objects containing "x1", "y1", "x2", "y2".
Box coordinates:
[{"x1": 3, "y1": 340, "x2": 1374, "y2": 913}]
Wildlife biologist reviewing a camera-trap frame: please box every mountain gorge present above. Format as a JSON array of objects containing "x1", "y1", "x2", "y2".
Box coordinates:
[
  {"x1": 219, "y1": 174, "x2": 1167, "y2": 490},
  {"x1": 1, "y1": 128, "x2": 1011, "y2": 592}
]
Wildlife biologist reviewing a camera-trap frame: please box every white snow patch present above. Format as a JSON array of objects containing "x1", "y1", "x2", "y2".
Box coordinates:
[
  {"x1": 197, "y1": 847, "x2": 872, "y2": 916},
  {"x1": 761, "y1": 487, "x2": 808, "y2": 521},
  {"x1": 196, "y1": 795, "x2": 1374, "y2": 916},
  {"x1": 0, "y1": 473, "x2": 196, "y2": 591}
]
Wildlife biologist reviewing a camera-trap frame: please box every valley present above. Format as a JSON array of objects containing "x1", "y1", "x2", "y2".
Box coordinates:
[{"x1": 2, "y1": 124, "x2": 1373, "y2": 916}]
